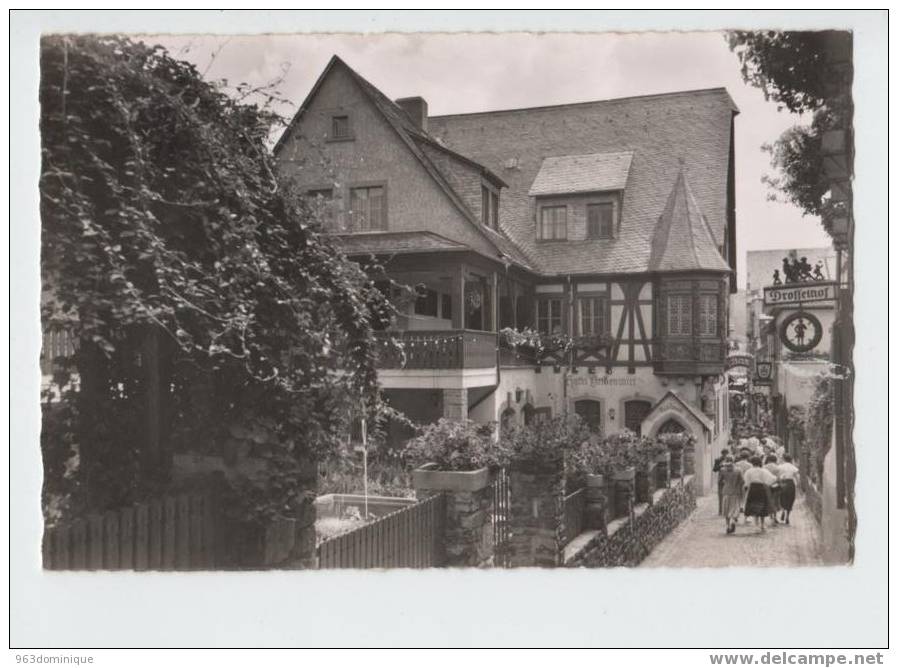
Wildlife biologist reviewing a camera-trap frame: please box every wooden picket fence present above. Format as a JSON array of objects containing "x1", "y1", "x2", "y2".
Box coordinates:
[
  {"x1": 317, "y1": 493, "x2": 446, "y2": 569},
  {"x1": 42, "y1": 492, "x2": 218, "y2": 570},
  {"x1": 490, "y1": 468, "x2": 511, "y2": 567}
]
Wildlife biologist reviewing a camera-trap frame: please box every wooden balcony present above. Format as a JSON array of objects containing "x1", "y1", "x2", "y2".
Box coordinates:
[{"x1": 374, "y1": 330, "x2": 497, "y2": 370}]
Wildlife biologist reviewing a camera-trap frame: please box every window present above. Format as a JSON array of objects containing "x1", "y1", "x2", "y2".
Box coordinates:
[
  {"x1": 525, "y1": 406, "x2": 552, "y2": 426},
  {"x1": 481, "y1": 186, "x2": 499, "y2": 229},
  {"x1": 624, "y1": 400, "x2": 652, "y2": 436},
  {"x1": 578, "y1": 296, "x2": 608, "y2": 336},
  {"x1": 658, "y1": 418, "x2": 686, "y2": 435},
  {"x1": 539, "y1": 205, "x2": 567, "y2": 240},
  {"x1": 414, "y1": 287, "x2": 439, "y2": 317},
  {"x1": 666, "y1": 294, "x2": 692, "y2": 335},
  {"x1": 331, "y1": 115, "x2": 351, "y2": 139},
  {"x1": 537, "y1": 298, "x2": 563, "y2": 334},
  {"x1": 587, "y1": 202, "x2": 615, "y2": 239},
  {"x1": 698, "y1": 294, "x2": 718, "y2": 336},
  {"x1": 574, "y1": 399, "x2": 602, "y2": 434},
  {"x1": 350, "y1": 186, "x2": 385, "y2": 231}
]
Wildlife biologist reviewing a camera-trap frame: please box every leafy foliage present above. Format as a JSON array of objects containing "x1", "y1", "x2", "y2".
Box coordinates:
[
  {"x1": 497, "y1": 414, "x2": 591, "y2": 473},
  {"x1": 403, "y1": 419, "x2": 496, "y2": 472},
  {"x1": 727, "y1": 30, "x2": 852, "y2": 230},
  {"x1": 39, "y1": 35, "x2": 393, "y2": 521},
  {"x1": 726, "y1": 31, "x2": 834, "y2": 113}
]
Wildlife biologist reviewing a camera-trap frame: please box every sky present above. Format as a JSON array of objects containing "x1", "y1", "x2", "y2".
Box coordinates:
[{"x1": 147, "y1": 31, "x2": 833, "y2": 289}]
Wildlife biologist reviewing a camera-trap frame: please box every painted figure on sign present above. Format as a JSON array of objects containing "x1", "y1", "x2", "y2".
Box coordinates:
[
  {"x1": 813, "y1": 262, "x2": 825, "y2": 281},
  {"x1": 772, "y1": 269, "x2": 782, "y2": 285},
  {"x1": 793, "y1": 318, "x2": 807, "y2": 345}
]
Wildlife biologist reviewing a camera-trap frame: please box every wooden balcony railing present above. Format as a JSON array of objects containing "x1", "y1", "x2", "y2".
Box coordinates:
[{"x1": 374, "y1": 330, "x2": 497, "y2": 370}]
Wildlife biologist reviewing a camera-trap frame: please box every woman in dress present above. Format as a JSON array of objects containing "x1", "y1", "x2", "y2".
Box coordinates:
[
  {"x1": 777, "y1": 454, "x2": 800, "y2": 524},
  {"x1": 719, "y1": 456, "x2": 744, "y2": 534},
  {"x1": 764, "y1": 454, "x2": 782, "y2": 524},
  {"x1": 742, "y1": 456, "x2": 777, "y2": 532}
]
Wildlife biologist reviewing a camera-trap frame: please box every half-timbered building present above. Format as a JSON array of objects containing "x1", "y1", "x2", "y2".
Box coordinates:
[{"x1": 276, "y1": 56, "x2": 738, "y2": 492}]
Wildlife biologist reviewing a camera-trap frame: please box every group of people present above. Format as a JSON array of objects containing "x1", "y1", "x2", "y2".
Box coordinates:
[{"x1": 713, "y1": 433, "x2": 800, "y2": 535}]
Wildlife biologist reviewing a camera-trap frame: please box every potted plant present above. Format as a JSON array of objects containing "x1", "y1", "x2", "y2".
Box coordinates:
[
  {"x1": 603, "y1": 431, "x2": 639, "y2": 481},
  {"x1": 660, "y1": 433, "x2": 687, "y2": 479},
  {"x1": 497, "y1": 414, "x2": 589, "y2": 475},
  {"x1": 404, "y1": 419, "x2": 496, "y2": 494}
]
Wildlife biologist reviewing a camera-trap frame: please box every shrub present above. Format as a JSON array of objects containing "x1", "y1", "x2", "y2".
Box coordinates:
[
  {"x1": 403, "y1": 419, "x2": 496, "y2": 472},
  {"x1": 658, "y1": 432, "x2": 695, "y2": 451},
  {"x1": 498, "y1": 414, "x2": 591, "y2": 473},
  {"x1": 603, "y1": 431, "x2": 641, "y2": 472},
  {"x1": 567, "y1": 434, "x2": 611, "y2": 476}
]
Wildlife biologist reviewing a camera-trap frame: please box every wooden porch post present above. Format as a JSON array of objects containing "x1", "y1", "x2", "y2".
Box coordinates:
[
  {"x1": 490, "y1": 271, "x2": 499, "y2": 332},
  {"x1": 452, "y1": 263, "x2": 466, "y2": 330}
]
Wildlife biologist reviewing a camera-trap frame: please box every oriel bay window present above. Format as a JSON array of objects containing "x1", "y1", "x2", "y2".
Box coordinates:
[
  {"x1": 536, "y1": 298, "x2": 564, "y2": 334},
  {"x1": 350, "y1": 185, "x2": 386, "y2": 231},
  {"x1": 539, "y1": 205, "x2": 567, "y2": 240},
  {"x1": 578, "y1": 296, "x2": 608, "y2": 336},
  {"x1": 666, "y1": 293, "x2": 692, "y2": 336}
]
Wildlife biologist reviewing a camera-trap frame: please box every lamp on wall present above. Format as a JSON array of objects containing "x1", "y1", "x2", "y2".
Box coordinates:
[
  {"x1": 608, "y1": 408, "x2": 616, "y2": 421},
  {"x1": 515, "y1": 387, "x2": 523, "y2": 403}
]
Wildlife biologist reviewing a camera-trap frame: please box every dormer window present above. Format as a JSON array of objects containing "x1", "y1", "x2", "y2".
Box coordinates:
[{"x1": 330, "y1": 114, "x2": 353, "y2": 141}]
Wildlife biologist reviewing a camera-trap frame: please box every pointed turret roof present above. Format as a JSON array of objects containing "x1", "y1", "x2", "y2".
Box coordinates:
[{"x1": 648, "y1": 169, "x2": 731, "y2": 273}]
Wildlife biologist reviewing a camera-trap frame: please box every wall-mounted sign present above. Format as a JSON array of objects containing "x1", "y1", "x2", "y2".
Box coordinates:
[
  {"x1": 725, "y1": 354, "x2": 753, "y2": 371},
  {"x1": 779, "y1": 311, "x2": 824, "y2": 353},
  {"x1": 763, "y1": 281, "x2": 836, "y2": 307},
  {"x1": 754, "y1": 360, "x2": 773, "y2": 385}
]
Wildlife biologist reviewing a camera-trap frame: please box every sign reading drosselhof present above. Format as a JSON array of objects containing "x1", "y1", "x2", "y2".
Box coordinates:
[{"x1": 763, "y1": 281, "x2": 837, "y2": 306}]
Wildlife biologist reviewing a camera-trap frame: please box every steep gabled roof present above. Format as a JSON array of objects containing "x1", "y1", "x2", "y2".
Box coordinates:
[
  {"x1": 275, "y1": 56, "x2": 532, "y2": 270},
  {"x1": 650, "y1": 390, "x2": 714, "y2": 433},
  {"x1": 648, "y1": 169, "x2": 731, "y2": 273},
  {"x1": 429, "y1": 88, "x2": 738, "y2": 276}
]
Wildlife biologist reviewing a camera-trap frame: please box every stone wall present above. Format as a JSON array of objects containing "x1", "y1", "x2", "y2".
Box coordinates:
[
  {"x1": 508, "y1": 469, "x2": 564, "y2": 567},
  {"x1": 565, "y1": 476, "x2": 696, "y2": 568}
]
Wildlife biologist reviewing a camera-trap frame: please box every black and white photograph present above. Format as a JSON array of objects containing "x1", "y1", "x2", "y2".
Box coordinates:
[{"x1": 9, "y1": 9, "x2": 888, "y2": 653}]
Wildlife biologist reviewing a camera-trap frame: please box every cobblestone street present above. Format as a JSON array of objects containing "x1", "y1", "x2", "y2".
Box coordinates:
[{"x1": 641, "y1": 491, "x2": 823, "y2": 568}]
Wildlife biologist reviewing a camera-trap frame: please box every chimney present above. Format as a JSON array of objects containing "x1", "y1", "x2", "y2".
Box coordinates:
[{"x1": 395, "y1": 96, "x2": 428, "y2": 132}]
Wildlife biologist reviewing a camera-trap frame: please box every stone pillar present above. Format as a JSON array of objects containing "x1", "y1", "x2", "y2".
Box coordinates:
[
  {"x1": 612, "y1": 468, "x2": 636, "y2": 520},
  {"x1": 683, "y1": 441, "x2": 696, "y2": 476},
  {"x1": 583, "y1": 473, "x2": 610, "y2": 532},
  {"x1": 508, "y1": 468, "x2": 564, "y2": 567},
  {"x1": 635, "y1": 462, "x2": 656, "y2": 505},
  {"x1": 443, "y1": 388, "x2": 469, "y2": 421},
  {"x1": 412, "y1": 465, "x2": 493, "y2": 567},
  {"x1": 654, "y1": 453, "x2": 671, "y2": 489}
]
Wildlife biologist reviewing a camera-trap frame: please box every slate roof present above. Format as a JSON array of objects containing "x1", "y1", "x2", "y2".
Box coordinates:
[
  {"x1": 333, "y1": 231, "x2": 468, "y2": 256},
  {"x1": 651, "y1": 390, "x2": 714, "y2": 432},
  {"x1": 529, "y1": 151, "x2": 633, "y2": 196},
  {"x1": 428, "y1": 89, "x2": 738, "y2": 276},
  {"x1": 648, "y1": 169, "x2": 731, "y2": 272}
]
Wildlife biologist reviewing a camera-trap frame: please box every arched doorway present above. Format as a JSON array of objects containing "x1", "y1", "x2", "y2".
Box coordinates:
[
  {"x1": 574, "y1": 399, "x2": 602, "y2": 434},
  {"x1": 500, "y1": 407, "x2": 516, "y2": 432},
  {"x1": 657, "y1": 417, "x2": 687, "y2": 435},
  {"x1": 624, "y1": 400, "x2": 652, "y2": 435}
]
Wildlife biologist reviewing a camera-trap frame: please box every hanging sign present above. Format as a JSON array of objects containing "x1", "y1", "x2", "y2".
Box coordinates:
[
  {"x1": 763, "y1": 281, "x2": 836, "y2": 307},
  {"x1": 725, "y1": 354, "x2": 753, "y2": 371},
  {"x1": 754, "y1": 360, "x2": 773, "y2": 385},
  {"x1": 779, "y1": 311, "x2": 824, "y2": 353}
]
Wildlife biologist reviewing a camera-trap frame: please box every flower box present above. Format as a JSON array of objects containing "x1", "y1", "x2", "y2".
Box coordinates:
[
  {"x1": 612, "y1": 466, "x2": 636, "y2": 482},
  {"x1": 411, "y1": 463, "x2": 491, "y2": 494}
]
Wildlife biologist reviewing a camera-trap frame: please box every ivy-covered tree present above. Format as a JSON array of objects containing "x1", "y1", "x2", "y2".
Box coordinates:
[{"x1": 39, "y1": 35, "x2": 394, "y2": 522}]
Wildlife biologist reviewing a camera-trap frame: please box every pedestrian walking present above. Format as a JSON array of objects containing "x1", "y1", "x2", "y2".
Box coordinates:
[
  {"x1": 712, "y1": 448, "x2": 730, "y2": 515},
  {"x1": 764, "y1": 454, "x2": 782, "y2": 524},
  {"x1": 743, "y1": 456, "x2": 777, "y2": 532},
  {"x1": 719, "y1": 456, "x2": 744, "y2": 534},
  {"x1": 734, "y1": 451, "x2": 754, "y2": 524},
  {"x1": 777, "y1": 454, "x2": 800, "y2": 524}
]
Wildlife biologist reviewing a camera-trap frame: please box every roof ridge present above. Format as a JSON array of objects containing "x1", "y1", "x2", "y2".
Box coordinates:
[{"x1": 429, "y1": 87, "x2": 738, "y2": 120}]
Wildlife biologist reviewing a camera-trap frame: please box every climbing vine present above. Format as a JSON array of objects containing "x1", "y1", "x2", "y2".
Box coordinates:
[{"x1": 39, "y1": 35, "x2": 394, "y2": 523}]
